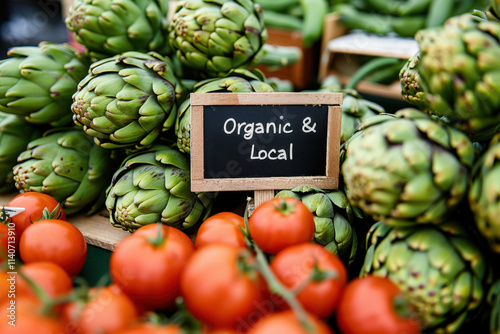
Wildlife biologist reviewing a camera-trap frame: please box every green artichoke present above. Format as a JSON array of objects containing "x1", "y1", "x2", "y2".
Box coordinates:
[
  {"x1": 71, "y1": 51, "x2": 186, "y2": 150},
  {"x1": 13, "y1": 129, "x2": 114, "y2": 215},
  {"x1": 361, "y1": 220, "x2": 492, "y2": 333},
  {"x1": 168, "y1": 0, "x2": 267, "y2": 78},
  {"x1": 406, "y1": 13, "x2": 500, "y2": 141},
  {"x1": 105, "y1": 145, "x2": 214, "y2": 232},
  {"x1": 316, "y1": 75, "x2": 385, "y2": 144},
  {"x1": 0, "y1": 114, "x2": 44, "y2": 193},
  {"x1": 0, "y1": 42, "x2": 90, "y2": 127},
  {"x1": 175, "y1": 68, "x2": 275, "y2": 154},
  {"x1": 469, "y1": 133, "x2": 500, "y2": 253},
  {"x1": 341, "y1": 108, "x2": 475, "y2": 226},
  {"x1": 65, "y1": 0, "x2": 171, "y2": 61},
  {"x1": 275, "y1": 185, "x2": 361, "y2": 266}
]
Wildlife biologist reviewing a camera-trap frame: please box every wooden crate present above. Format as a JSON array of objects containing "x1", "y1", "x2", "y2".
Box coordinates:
[
  {"x1": 318, "y1": 13, "x2": 419, "y2": 100},
  {"x1": 257, "y1": 28, "x2": 319, "y2": 91}
]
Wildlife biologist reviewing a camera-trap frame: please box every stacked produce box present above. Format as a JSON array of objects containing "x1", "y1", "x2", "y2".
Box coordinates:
[{"x1": 0, "y1": 0, "x2": 500, "y2": 333}]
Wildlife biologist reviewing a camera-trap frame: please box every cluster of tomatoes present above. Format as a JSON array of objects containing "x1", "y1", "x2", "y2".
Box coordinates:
[{"x1": 0, "y1": 194, "x2": 422, "y2": 334}]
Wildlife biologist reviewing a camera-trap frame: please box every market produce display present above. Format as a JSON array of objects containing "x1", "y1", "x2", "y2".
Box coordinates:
[{"x1": 1, "y1": 0, "x2": 500, "y2": 332}]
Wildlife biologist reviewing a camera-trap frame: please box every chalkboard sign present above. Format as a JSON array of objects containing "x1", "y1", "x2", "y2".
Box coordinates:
[{"x1": 190, "y1": 92, "x2": 343, "y2": 198}]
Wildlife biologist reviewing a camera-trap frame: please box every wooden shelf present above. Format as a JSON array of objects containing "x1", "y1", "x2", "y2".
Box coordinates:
[{"x1": 0, "y1": 193, "x2": 130, "y2": 252}]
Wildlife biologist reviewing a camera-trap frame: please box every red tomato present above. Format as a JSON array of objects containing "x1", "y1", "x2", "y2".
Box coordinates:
[
  {"x1": 6, "y1": 192, "x2": 65, "y2": 249},
  {"x1": 246, "y1": 310, "x2": 333, "y2": 334},
  {"x1": 110, "y1": 223, "x2": 194, "y2": 311},
  {"x1": 180, "y1": 244, "x2": 268, "y2": 330},
  {"x1": 63, "y1": 284, "x2": 139, "y2": 334},
  {"x1": 270, "y1": 243, "x2": 348, "y2": 318},
  {"x1": 113, "y1": 323, "x2": 183, "y2": 334},
  {"x1": 336, "y1": 276, "x2": 421, "y2": 334},
  {"x1": 0, "y1": 295, "x2": 66, "y2": 333},
  {"x1": 19, "y1": 219, "x2": 87, "y2": 278},
  {"x1": 204, "y1": 330, "x2": 239, "y2": 334},
  {"x1": 195, "y1": 212, "x2": 247, "y2": 249},
  {"x1": 0, "y1": 271, "x2": 11, "y2": 305},
  {"x1": 17, "y1": 262, "x2": 73, "y2": 300},
  {"x1": 248, "y1": 197, "x2": 315, "y2": 254}
]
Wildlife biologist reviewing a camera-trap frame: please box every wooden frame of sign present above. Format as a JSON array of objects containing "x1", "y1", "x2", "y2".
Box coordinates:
[{"x1": 190, "y1": 92, "x2": 343, "y2": 209}]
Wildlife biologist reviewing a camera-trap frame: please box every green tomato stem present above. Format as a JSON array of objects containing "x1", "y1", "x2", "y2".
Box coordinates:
[
  {"x1": 17, "y1": 270, "x2": 69, "y2": 317},
  {"x1": 243, "y1": 197, "x2": 318, "y2": 333},
  {"x1": 253, "y1": 244, "x2": 316, "y2": 332},
  {"x1": 271, "y1": 197, "x2": 298, "y2": 216}
]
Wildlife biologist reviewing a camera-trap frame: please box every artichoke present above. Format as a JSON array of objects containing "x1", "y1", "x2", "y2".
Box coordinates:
[
  {"x1": 71, "y1": 51, "x2": 187, "y2": 150},
  {"x1": 341, "y1": 108, "x2": 475, "y2": 226},
  {"x1": 0, "y1": 42, "x2": 90, "y2": 127},
  {"x1": 0, "y1": 114, "x2": 44, "y2": 193},
  {"x1": 361, "y1": 220, "x2": 492, "y2": 333},
  {"x1": 404, "y1": 13, "x2": 500, "y2": 141},
  {"x1": 13, "y1": 129, "x2": 114, "y2": 215},
  {"x1": 175, "y1": 68, "x2": 275, "y2": 154},
  {"x1": 65, "y1": 0, "x2": 171, "y2": 61},
  {"x1": 316, "y1": 75, "x2": 385, "y2": 144},
  {"x1": 275, "y1": 185, "x2": 361, "y2": 266},
  {"x1": 168, "y1": 0, "x2": 267, "y2": 78},
  {"x1": 469, "y1": 133, "x2": 500, "y2": 253},
  {"x1": 105, "y1": 145, "x2": 214, "y2": 232}
]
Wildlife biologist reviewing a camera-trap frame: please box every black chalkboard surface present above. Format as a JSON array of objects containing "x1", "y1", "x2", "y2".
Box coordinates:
[
  {"x1": 190, "y1": 92, "x2": 342, "y2": 193},
  {"x1": 203, "y1": 104, "x2": 328, "y2": 179}
]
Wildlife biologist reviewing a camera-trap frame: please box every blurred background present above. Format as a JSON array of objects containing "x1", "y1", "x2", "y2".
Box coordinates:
[{"x1": 0, "y1": 0, "x2": 68, "y2": 57}]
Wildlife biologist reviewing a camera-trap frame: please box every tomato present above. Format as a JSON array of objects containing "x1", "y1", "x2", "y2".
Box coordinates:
[
  {"x1": 270, "y1": 243, "x2": 348, "y2": 318},
  {"x1": 0, "y1": 295, "x2": 66, "y2": 333},
  {"x1": 113, "y1": 323, "x2": 183, "y2": 334},
  {"x1": 63, "y1": 284, "x2": 139, "y2": 334},
  {"x1": 246, "y1": 310, "x2": 333, "y2": 334},
  {"x1": 17, "y1": 262, "x2": 73, "y2": 300},
  {"x1": 180, "y1": 244, "x2": 268, "y2": 330},
  {"x1": 110, "y1": 223, "x2": 194, "y2": 311},
  {"x1": 248, "y1": 197, "x2": 315, "y2": 254},
  {"x1": 204, "y1": 329, "x2": 239, "y2": 334},
  {"x1": 195, "y1": 212, "x2": 247, "y2": 249},
  {"x1": 0, "y1": 270, "x2": 11, "y2": 305},
  {"x1": 19, "y1": 219, "x2": 87, "y2": 278},
  {"x1": 336, "y1": 275, "x2": 421, "y2": 334},
  {"x1": 6, "y1": 192, "x2": 65, "y2": 249}
]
